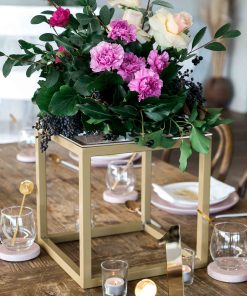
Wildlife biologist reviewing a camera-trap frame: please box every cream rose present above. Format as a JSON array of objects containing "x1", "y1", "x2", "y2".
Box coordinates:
[
  {"x1": 123, "y1": 9, "x2": 143, "y2": 28},
  {"x1": 149, "y1": 8, "x2": 191, "y2": 49},
  {"x1": 175, "y1": 12, "x2": 193, "y2": 33},
  {"x1": 108, "y1": 0, "x2": 140, "y2": 8}
]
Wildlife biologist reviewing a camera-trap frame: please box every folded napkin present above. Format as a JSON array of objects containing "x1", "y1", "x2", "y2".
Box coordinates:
[{"x1": 152, "y1": 177, "x2": 236, "y2": 206}]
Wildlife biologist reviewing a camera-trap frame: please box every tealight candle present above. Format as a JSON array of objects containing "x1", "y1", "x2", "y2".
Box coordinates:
[
  {"x1": 105, "y1": 277, "x2": 125, "y2": 295},
  {"x1": 182, "y1": 265, "x2": 192, "y2": 283},
  {"x1": 135, "y1": 279, "x2": 157, "y2": 296}
]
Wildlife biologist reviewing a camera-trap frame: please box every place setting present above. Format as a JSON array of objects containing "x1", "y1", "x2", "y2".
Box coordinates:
[{"x1": 0, "y1": 0, "x2": 246, "y2": 295}]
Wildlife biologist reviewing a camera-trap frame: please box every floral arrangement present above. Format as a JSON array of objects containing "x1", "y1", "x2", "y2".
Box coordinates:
[{"x1": 0, "y1": 0, "x2": 240, "y2": 170}]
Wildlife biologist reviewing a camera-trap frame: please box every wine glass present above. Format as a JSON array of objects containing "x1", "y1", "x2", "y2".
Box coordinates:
[{"x1": 210, "y1": 222, "x2": 247, "y2": 270}]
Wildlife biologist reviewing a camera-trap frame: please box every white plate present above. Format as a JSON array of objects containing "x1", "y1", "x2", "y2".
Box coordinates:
[
  {"x1": 153, "y1": 179, "x2": 235, "y2": 207},
  {"x1": 151, "y1": 192, "x2": 239, "y2": 215},
  {"x1": 69, "y1": 151, "x2": 141, "y2": 167}
]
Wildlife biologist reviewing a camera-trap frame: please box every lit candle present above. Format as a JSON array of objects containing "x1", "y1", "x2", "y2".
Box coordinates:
[
  {"x1": 105, "y1": 277, "x2": 125, "y2": 295},
  {"x1": 135, "y1": 279, "x2": 157, "y2": 296},
  {"x1": 182, "y1": 265, "x2": 192, "y2": 283}
]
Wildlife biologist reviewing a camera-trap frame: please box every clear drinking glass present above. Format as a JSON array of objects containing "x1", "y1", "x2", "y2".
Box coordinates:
[
  {"x1": 0, "y1": 206, "x2": 36, "y2": 251},
  {"x1": 210, "y1": 222, "x2": 247, "y2": 270},
  {"x1": 182, "y1": 248, "x2": 195, "y2": 285},
  {"x1": 101, "y1": 260, "x2": 128, "y2": 296},
  {"x1": 106, "y1": 160, "x2": 136, "y2": 195}
]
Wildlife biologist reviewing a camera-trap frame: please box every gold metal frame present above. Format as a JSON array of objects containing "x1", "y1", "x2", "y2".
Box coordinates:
[{"x1": 35, "y1": 133, "x2": 211, "y2": 289}]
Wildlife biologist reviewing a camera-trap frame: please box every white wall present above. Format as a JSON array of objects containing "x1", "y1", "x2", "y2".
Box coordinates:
[{"x1": 229, "y1": 0, "x2": 247, "y2": 113}]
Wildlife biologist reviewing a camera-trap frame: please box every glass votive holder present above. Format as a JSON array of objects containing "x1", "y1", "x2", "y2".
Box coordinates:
[
  {"x1": 106, "y1": 160, "x2": 136, "y2": 195},
  {"x1": 0, "y1": 206, "x2": 36, "y2": 251},
  {"x1": 182, "y1": 248, "x2": 195, "y2": 285},
  {"x1": 210, "y1": 222, "x2": 247, "y2": 271},
  {"x1": 101, "y1": 260, "x2": 128, "y2": 296},
  {"x1": 16, "y1": 127, "x2": 36, "y2": 162}
]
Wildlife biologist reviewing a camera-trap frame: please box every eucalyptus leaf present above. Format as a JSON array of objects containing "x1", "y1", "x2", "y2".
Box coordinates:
[
  {"x1": 100, "y1": 5, "x2": 112, "y2": 25},
  {"x1": 204, "y1": 42, "x2": 226, "y2": 51},
  {"x1": 179, "y1": 140, "x2": 192, "y2": 171},
  {"x1": 2, "y1": 58, "x2": 18, "y2": 77},
  {"x1": 0, "y1": 51, "x2": 5, "y2": 57},
  {"x1": 31, "y1": 15, "x2": 47, "y2": 25},
  {"x1": 214, "y1": 23, "x2": 231, "y2": 38},
  {"x1": 152, "y1": 0, "x2": 174, "y2": 9},
  {"x1": 192, "y1": 27, "x2": 206, "y2": 49},
  {"x1": 26, "y1": 64, "x2": 37, "y2": 77},
  {"x1": 76, "y1": 13, "x2": 93, "y2": 25},
  {"x1": 223, "y1": 30, "x2": 241, "y2": 38},
  {"x1": 39, "y1": 33, "x2": 55, "y2": 42}
]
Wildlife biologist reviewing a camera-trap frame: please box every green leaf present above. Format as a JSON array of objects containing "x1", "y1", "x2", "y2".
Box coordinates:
[
  {"x1": 88, "y1": 0, "x2": 97, "y2": 10},
  {"x1": 76, "y1": 13, "x2": 93, "y2": 25},
  {"x1": 100, "y1": 5, "x2": 112, "y2": 25},
  {"x1": 34, "y1": 83, "x2": 60, "y2": 112},
  {"x1": 160, "y1": 62, "x2": 181, "y2": 81},
  {"x1": 74, "y1": 75, "x2": 93, "y2": 96},
  {"x1": 53, "y1": 36, "x2": 75, "y2": 51},
  {"x1": 78, "y1": 103, "x2": 113, "y2": 120},
  {"x1": 190, "y1": 127, "x2": 210, "y2": 154},
  {"x1": 207, "y1": 108, "x2": 223, "y2": 115},
  {"x1": 49, "y1": 85, "x2": 80, "y2": 116},
  {"x1": 41, "y1": 10, "x2": 54, "y2": 15},
  {"x1": 204, "y1": 42, "x2": 226, "y2": 51},
  {"x1": 87, "y1": 118, "x2": 106, "y2": 124},
  {"x1": 179, "y1": 140, "x2": 192, "y2": 171},
  {"x1": 214, "y1": 23, "x2": 231, "y2": 38},
  {"x1": 26, "y1": 64, "x2": 36, "y2": 77},
  {"x1": 189, "y1": 104, "x2": 198, "y2": 122},
  {"x1": 223, "y1": 30, "x2": 241, "y2": 38},
  {"x1": 0, "y1": 51, "x2": 5, "y2": 57},
  {"x1": 192, "y1": 27, "x2": 207, "y2": 49},
  {"x1": 45, "y1": 43, "x2": 53, "y2": 51},
  {"x1": 2, "y1": 58, "x2": 17, "y2": 77},
  {"x1": 193, "y1": 120, "x2": 205, "y2": 128},
  {"x1": 18, "y1": 40, "x2": 43, "y2": 54},
  {"x1": 110, "y1": 105, "x2": 137, "y2": 118},
  {"x1": 152, "y1": 0, "x2": 174, "y2": 9},
  {"x1": 31, "y1": 15, "x2": 47, "y2": 25},
  {"x1": 87, "y1": 72, "x2": 123, "y2": 92},
  {"x1": 39, "y1": 33, "x2": 55, "y2": 42},
  {"x1": 216, "y1": 118, "x2": 233, "y2": 125},
  {"x1": 45, "y1": 68, "x2": 60, "y2": 88},
  {"x1": 160, "y1": 137, "x2": 176, "y2": 148},
  {"x1": 89, "y1": 18, "x2": 102, "y2": 33}
]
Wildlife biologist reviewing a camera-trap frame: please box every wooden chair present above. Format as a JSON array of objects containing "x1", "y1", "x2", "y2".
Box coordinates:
[
  {"x1": 162, "y1": 124, "x2": 233, "y2": 182},
  {"x1": 237, "y1": 170, "x2": 247, "y2": 198}
]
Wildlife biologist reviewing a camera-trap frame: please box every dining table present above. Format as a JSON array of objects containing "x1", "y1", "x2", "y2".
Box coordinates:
[{"x1": 0, "y1": 142, "x2": 247, "y2": 296}]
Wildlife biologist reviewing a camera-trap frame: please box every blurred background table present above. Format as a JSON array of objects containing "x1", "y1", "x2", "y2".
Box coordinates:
[{"x1": 0, "y1": 143, "x2": 247, "y2": 296}]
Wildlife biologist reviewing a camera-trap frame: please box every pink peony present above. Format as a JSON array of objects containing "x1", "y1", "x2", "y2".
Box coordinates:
[
  {"x1": 55, "y1": 46, "x2": 68, "y2": 64},
  {"x1": 147, "y1": 50, "x2": 169, "y2": 74},
  {"x1": 108, "y1": 19, "x2": 137, "y2": 44},
  {"x1": 49, "y1": 7, "x2": 70, "y2": 27},
  {"x1": 117, "y1": 53, "x2": 146, "y2": 82},
  {"x1": 90, "y1": 41, "x2": 124, "y2": 72},
  {"x1": 128, "y1": 68, "x2": 163, "y2": 101}
]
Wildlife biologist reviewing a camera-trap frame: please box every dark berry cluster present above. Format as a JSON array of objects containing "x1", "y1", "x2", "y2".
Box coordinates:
[
  {"x1": 34, "y1": 114, "x2": 83, "y2": 152},
  {"x1": 103, "y1": 134, "x2": 119, "y2": 141},
  {"x1": 192, "y1": 55, "x2": 203, "y2": 66},
  {"x1": 185, "y1": 81, "x2": 205, "y2": 107}
]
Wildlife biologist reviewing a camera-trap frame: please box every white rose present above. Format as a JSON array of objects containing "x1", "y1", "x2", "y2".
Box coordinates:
[
  {"x1": 108, "y1": 0, "x2": 140, "y2": 8},
  {"x1": 123, "y1": 9, "x2": 143, "y2": 28},
  {"x1": 137, "y1": 29, "x2": 151, "y2": 44},
  {"x1": 149, "y1": 8, "x2": 191, "y2": 49}
]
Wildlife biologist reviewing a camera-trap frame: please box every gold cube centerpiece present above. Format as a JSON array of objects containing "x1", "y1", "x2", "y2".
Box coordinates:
[{"x1": 35, "y1": 133, "x2": 211, "y2": 289}]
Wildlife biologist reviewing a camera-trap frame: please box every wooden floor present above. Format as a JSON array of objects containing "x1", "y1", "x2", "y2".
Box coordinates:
[{"x1": 166, "y1": 110, "x2": 247, "y2": 197}]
